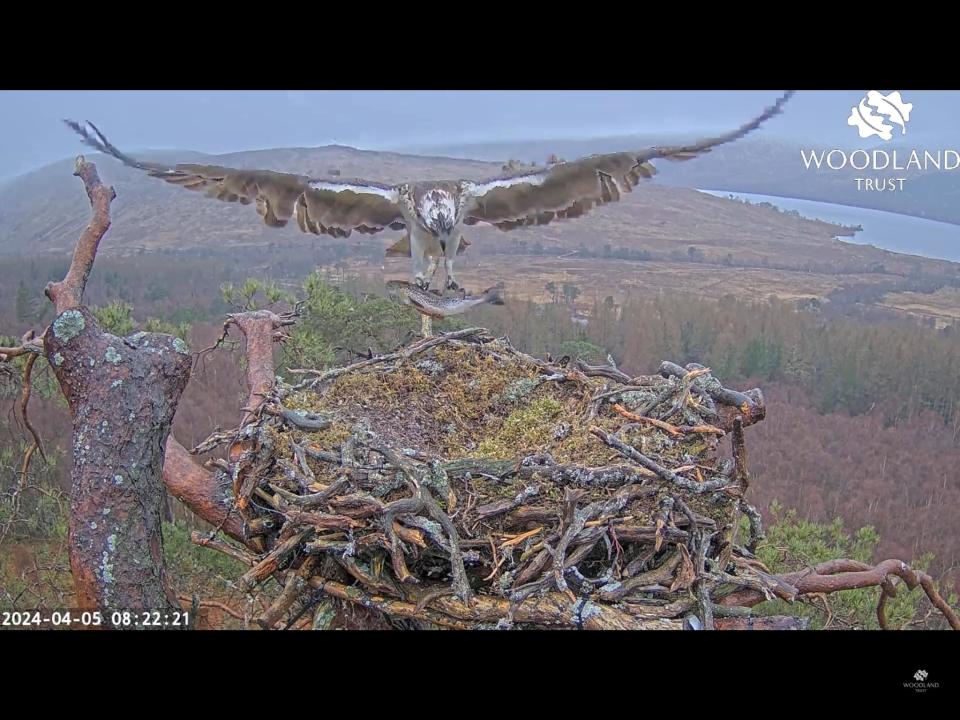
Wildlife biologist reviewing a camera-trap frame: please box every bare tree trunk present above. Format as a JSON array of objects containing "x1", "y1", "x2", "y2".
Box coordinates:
[
  {"x1": 42, "y1": 157, "x2": 191, "y2": 617},
  {"x1": 45, "y1": 307, "x2": 190, "y2": 612}
]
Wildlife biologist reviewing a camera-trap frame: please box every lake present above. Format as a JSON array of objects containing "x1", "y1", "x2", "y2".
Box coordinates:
[{"x1": 699, "y1": 190, "x2": 960, "y2": 263}]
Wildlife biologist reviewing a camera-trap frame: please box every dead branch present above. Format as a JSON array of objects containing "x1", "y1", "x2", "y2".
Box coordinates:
[
  {"x1": 731, "y1": 416, "x2": 751, "y2": 491},
  {"x1": 257, "y1": 556, "x2": 319, "y2": 629},
  {"x1": 590, "y1": 427, "x2": 731, "y2": 494},
  {"x1": 189, "y1": 531, "x2": 258, "y2": 567},
  {"x1": 308, "y1": 576, "x2": 683, "y2": 630},
  {"x1": 612, "y1": 403, "x2": 725, "y2": 437},
  {"x1": 226, "y1": 309, "x2": 297, "y2": 425},
  {"x1": 719, "y1": 558, "x2": 960, "y2": 630},
  {"x1": 239, "y1": 531, "x2": 309, "y2": 593},
  {"x1": 0, "y1": 331, "x2": 45, "y2": 362},
  {"x1": 0, "y1": 353, "x2": 46, "y2": 545},
  {"x1": 178, "y1": 595, "x2": 245, "y2": 621},
  {"x1": 713, "y1": 615, "x2": 809, "y2": 630},
  {"x1": 658, "y1": 361, "x2": 765, "y2": 431},
  {"x1": 44, "y1": 156, "x2": 116, "y2": 314},
  {"x1": 18, "y1": 353, "x2": 45, "y2": 464}
]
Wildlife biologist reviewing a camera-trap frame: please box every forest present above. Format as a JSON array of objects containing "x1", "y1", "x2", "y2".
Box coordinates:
[
  {"x1": 1, "y1": 141, "x2": 959, "y2": 630},
  {"x1": 3, "y1": 243, "x2": 959, "y2": 625}
]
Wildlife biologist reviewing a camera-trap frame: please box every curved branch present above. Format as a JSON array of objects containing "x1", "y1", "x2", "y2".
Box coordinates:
[
  {"x1": 163, "y1": 439, "x2": 255, "y2": 549},
  {"x1": 720, "y1": 558, "x2": 960, "y2": 630}
]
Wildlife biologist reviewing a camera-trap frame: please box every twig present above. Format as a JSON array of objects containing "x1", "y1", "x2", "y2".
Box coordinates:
[
  {"x1": 0, "y1": 355, "x2": 46, "y2": 545},
  {"x1": 19, "y1": 353, "x2": 46, "y2": 461},
  {"x1": 590, "y1": 427, "x2": 730, "y2": 494},
  {"x1": 177, "y1": 596, "x2": 246, "y2": 621},
  {"x1": 612, "y1": 403, "x2": 724, "y2": 437},
  {"x1": 190, "y1": 531, "x2": 258, "y2": 567},
  {"x1": 294, "y1": 327, "x2": 486, "y2": 390}
]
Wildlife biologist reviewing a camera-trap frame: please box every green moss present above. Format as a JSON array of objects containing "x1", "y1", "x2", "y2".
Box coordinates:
[
  {"x1": 104, "y1": 346, "x2": 122, "y2": 364},
  {"x1": 475, "y1": 396, "x2": 564, "y2": 458},
  {"x1": 172, "y1": 338, "x2": 190, "y2": 355}
]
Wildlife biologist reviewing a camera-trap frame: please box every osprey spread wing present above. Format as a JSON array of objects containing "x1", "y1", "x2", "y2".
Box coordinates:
[{"x1": 65, "y1": 91, "x2": 794, "y2": 291}]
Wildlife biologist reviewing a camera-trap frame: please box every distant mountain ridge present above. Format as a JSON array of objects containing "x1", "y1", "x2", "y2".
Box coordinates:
[
  {"x1": 0, "y1": 145, "x2": 499, "y2": 256},
  {"x1": 1, "y1": 142, "x2": 957, "y2": 285},
  {"x1": 400, "y1": 136, "x2": 960, "y2": 226}
]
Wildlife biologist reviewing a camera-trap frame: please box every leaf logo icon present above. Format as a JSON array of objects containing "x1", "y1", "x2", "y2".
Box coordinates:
[{"x1": 847, "y1": 90, "x2": 913, "y2": 141}]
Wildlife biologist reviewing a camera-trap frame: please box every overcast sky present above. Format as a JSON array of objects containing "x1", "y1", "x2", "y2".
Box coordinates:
[{"x1": 1, "y1": 90, "x2": 957, "y2": 180}]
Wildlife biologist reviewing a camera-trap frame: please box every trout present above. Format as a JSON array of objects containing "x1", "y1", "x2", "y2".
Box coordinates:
[{"x1": 386, "y1": 281, "x2": 506, "y2": 318}]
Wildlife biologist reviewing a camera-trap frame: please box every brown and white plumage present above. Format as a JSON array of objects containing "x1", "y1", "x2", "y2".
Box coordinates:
[{"x1": 64, "y1": 91, "x2": 794, "y2": 290}]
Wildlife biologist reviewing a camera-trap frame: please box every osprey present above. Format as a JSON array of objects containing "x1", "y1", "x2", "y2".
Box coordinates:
[{"x1": 65, "y1": 91, "x2": 793, "y2": 292}]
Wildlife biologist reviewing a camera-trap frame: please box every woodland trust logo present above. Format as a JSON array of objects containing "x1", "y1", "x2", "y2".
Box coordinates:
[
  {"x1": 847, "y1": 91, "x2": 913, "y2": 141},
  {"x1": 800, "y1": 90, "x2": 960, "y2": 192},
  {"x1": 904, "y1": 669, "x2": 939, "y2": 693}
]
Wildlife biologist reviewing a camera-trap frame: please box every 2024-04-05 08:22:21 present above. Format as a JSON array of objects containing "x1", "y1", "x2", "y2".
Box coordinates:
[{"x1": 0, "y1": 609, "x2": 191, "y2": 628}]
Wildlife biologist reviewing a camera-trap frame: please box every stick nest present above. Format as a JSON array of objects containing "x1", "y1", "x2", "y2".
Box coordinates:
[{"x1": 196, "y1": 328, "x2": 779, "y2": 630}]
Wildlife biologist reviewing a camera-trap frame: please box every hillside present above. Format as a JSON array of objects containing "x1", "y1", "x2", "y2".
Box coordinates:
[
  {"x1": 1, "y1": 143, "x2": 956, "y2": 271},
  {"x1": 0, "y1": 146, "x2": 497, "y2": 255},
  {"x1": 2, "y1": 143, "x2": 960, "y2": 328},
  {"x1": 407, "y1": 136, "x2": 960, "y2": 226}
]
